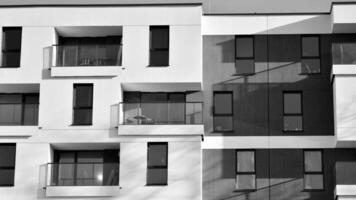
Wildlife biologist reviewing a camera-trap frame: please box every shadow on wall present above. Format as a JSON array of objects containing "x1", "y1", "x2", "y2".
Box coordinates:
[{"x1": 204, "y1": 34, "x2": 334, "y2": 136}]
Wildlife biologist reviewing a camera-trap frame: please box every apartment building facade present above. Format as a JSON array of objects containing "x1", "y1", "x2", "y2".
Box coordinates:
[{"x1": 1, "y1": 1, "x2": 356, "y2": 200}]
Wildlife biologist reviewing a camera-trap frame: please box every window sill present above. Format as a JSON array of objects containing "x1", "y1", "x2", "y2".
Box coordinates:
[
  {"x1": 145, "y1": 184, "x2": 168, "y2": 186},
  {"x1": 147, "y1": 65, "x2": 170, "y2": 68}
]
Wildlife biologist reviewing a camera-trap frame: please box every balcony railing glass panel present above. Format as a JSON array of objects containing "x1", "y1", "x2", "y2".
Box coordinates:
[{"x1": 332, "y1": 42, "x2": 356, "y2": 64}]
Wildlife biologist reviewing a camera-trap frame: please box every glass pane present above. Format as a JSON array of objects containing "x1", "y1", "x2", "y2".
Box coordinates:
[
  {"x1": 24, "y1": 95, "x2": 39, "y2": 104},
  {"x1": 123, "y1": 103, "x2": 140, "y2": 125},
  {"x1": 0, "y1": 144, "x2": 16, "y2": 167},
  {"x1": 3, "y1": 28, "x2": 22, "y2": 50},
  {"x1": 74, "y1": 85, "x2": 93, "y2": 107},
  {"x1": 150, "y1": 50, "x2": 169, "y2": 66},
  {"x1": 214, "y1": 116, "x2": 233, "y2": 131},
  {"x1": 0, "y1": 169, "x2": 15, "y2": 186},
  {"x1": 141, "y1": 93, "x2": 167, "y2": 102},
  {"x1": 214, "y1": 93, "x2": 232, "y2": 115},
  {"x1": 302, "y1": 37, "x2": 319, "y2": 57},
  {"x1": 301, "y1": 59, "x2": 320, "y2": 74},
  {"x1": 332, "y1": 43, "x2": 356, "y2": 64},
  {"x1": 284, "y1": 93, "x2": 302, "y2": 114},
  {"x1": 236, "y1": 175, "x2": 256, "y2": 190},
  {"x1": 304, "y1": 174, "x2": 323, "y2": 190},
  {"x1": 0, "y1": 104, "x2": 22, "y2": 125},
  {"x1": 147, "y1": 168, "x2": 167, "y2": 185},
  {"x1": 23, "y1": 104, "x2": 39, "y2": 125},
  {"x1": 148, "y1": 143, "x2": 167, "y2": 167},
  {"x1": 0, "y1": 94, "x2": 21, "y2": 103},
  {"x1": 235, "y1": 59, "x2": 255, "y2": 75},
  {"x1": 58, "y1": 163, "x2": 75, "y2": 186},
  {"x1": 141, "y1": 103, "x2": 168, "y2": 124},
  {"x1": 103, "y1": 163, "x2": 120, "y2": 186},
  {"x1": 78, "y1": 45, "x2": 96, "y2": 66},
  {"x1": 60, "y1": 45, "x2": 78, "y2": 66},
  {"x1": 76, "y1": 163, "x2": 103, "y2": 186},
  {"x1": 237, "y1": 151, "x2": 255, "y2": 172},
  {"x1": 185, "y1": 103, "x2": 203, "y2": 124},
  {"x1": 2, "y1": 52, "x2": 21, "y2": 67},
  {"x1": 168, "y1": 103, "x2": 185, "y2": 124},
  {"x1": 283, "y1": 116, "x2": 303, "y2": 131},
  {"x1": 236, "y1": 37, "x2": 254, "y2": 58},
  {"x1": 168, "y1": 93, "x2": 185, "y2": 102},
  {"x1": 305, "y1": 151, "x2": 322, "y2": 172},
  {"x1": 150, "y1": 26, "x2": 169, "y2": 49},
  {"x1": 73, "y1": 109, "x2": 92, "y2": 125},
  {"x1": 77, "y1": 152, "x2": 103, "y2": 163}
]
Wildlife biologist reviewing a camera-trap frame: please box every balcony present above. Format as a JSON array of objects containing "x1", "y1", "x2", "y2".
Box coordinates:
[
  {"x1": 334, "y1": 162, "x2": 356, "y2": 198},
  {"x1": 331, "y1": 41, "x2": 356, "y2": 75},
  {"x1": 118, "y1": 102, "x2": 204, "y2": 135},
  {"x1": 45, "y1": 162, "x2": 120, "y2": 197},
  {"x1": 47, "y1": 42, "x2": 122, "y2": 77}
]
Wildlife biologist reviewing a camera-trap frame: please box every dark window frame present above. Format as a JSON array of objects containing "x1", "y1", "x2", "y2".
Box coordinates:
[
  {"x1": 234, "y1": 35, "x2": 255, "y2": 76},
  {"x1": 72, "y1": 83, "x2": 93, "y2": 126},
  {"x1": 149, "y1": 26, "x2": 169, "y2": 67},
  {"x1": 235, "y1": 149, "x2": 256, "y2": 191},
  {"x1": 303, "y1": 149, "x2": 324, "y2": 191},
  {"x1": 0, "y1": 143, "x2": 16, "y2": 187},
  {"x1": 300, "y1": 35, "x2": 321, "y2": 74},
  {"x1": 0, "y1": 93, "x2": 39, "y2": 126},
  {"x1": 283, "y1": 91, "x2": 304, "y2": 133},
  {"x1": 1, "y1": 27, "x2": 22, "y2": 68},
  {"x1": 213, "y1": 91, "x2": 234, "y2": 132},
  {"x1": 146, "y1": 142, "x2": 168, "y2": 186}
]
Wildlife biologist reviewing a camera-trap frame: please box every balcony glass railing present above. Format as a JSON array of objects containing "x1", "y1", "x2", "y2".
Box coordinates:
[
  {"x1": 120, "y1": 102, "x2": 203, "y2": 125},
  {"x1": 53, "y1": 44, "x2": 122, "y2": 67},
  {"x1": 47, "y1": 163, "x2": 119, "y2": 186},
  {"x1": 332, "y1": 42, "x2": 356, "y2": 64}
]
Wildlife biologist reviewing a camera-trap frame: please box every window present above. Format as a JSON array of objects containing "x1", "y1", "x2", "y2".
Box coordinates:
[
  {"x1": 213, "y1": 91, "x2": 233, "y2": 132},
  {"x1": 0, "y1": 144, "x2": 16, "y2": 186},
  {"x1": 235, "y1": 36, "x2": 255, "y2": 75},
  {"x1": 73, "y1": 84, "x2": 93, "y2": 125},
  {"x1": 149, "y1": 26, "x2": 169, "y2": 66},
  {"x1": 0, "y1": 94, "x2": 39, "y2": 125},
  {"x1": 283, "y1": 92, "x2": 303, "y2": 132},
  {"x1": 52, "y1": 150, "x2": 119, "y2": 186},
  {"x1": 304, "y1": 150, "x2": 324, "y2": 190},
  {"x1": 236, "y1": 150, "x2": 256, "y2": 191},
  {"x1": 301, "y1": 36, "x2": 320, "y2": 74},
  {"x1": 147, "y1": 142, "x2": 168, "y2": 185},
  {"x1": 1, "y1": 27, "x2": 22, "y2": 67}
]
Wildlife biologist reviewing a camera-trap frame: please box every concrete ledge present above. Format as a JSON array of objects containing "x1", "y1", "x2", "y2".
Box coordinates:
[
  {"x1": 336, "y1": 185, "x2": 356, "y2": 196},
  {"x1": 202, "y1": 136, "x2": 336, "y2": 149},
  {"x1": 0, "y1": 126, "x2": 38, "y2": 136},
  {"x1": 332, "y1": 65, "x2": 356, "y2": 75},
  {"x1": 51, "y1": 66, "x2": 121, "y2": 77},
  {"x1": 46, "y1": 186, "x2": 121, "y2": 197},
  {"x1": 118, "y1": 124, "x2": 204, "y2": 135}
]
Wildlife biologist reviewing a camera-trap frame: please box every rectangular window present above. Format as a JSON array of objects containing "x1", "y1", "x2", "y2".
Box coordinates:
[
  {"x1": 235, "y1": 36, "x2": 255, "y2": 75},
  {"x1": 2, "y1": 27, "x2": 22, "y2": 68},
  {"x1": 52, "y1": 150, "x2": 119, "y2": 186},
  {"x1": 0, "y1": 144, "x2": 16, "y2": 186},
  {"x1": 147, "y1": 142, "x2": 168, "y2": 185},
  {"x1": 304, "y1": 150, "x2": 324, "y2": 190},
  {"x1": 0, "y1": 94, "x2": 39, "y2": 125},
  {"x1": 213, "y1": 91, "x2": 233, "y2": 132},
  {"x1": 301, "y1": 36, "x2": 320, "y2": 74},
  {"x1": 236, "y1": 150, "x2": 256, "y2": 191},
  {"x1": 283, "y1": 92, "x2": 303, "y2": 132},
  {"x1": 149, "y1": 26, "x2": 169, "y2": 66},
  {"x1": 73, "y1": 84, "x2": 93, "y2": 125}
]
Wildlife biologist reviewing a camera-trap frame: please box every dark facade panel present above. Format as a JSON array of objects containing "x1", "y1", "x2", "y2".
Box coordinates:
[{"x1": 203, "y1": 35, "x2": 334, "y2": 136}]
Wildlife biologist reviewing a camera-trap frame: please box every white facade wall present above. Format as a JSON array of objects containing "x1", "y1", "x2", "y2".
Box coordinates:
[{"x1": 0, "y1": 5, "x2": 203, "y2": 200}]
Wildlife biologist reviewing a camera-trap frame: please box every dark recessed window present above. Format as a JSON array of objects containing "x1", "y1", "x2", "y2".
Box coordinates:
[
  {"x1": 235, "y1": 36, "x2": 255, "y2": 75},
  {"x1": 149, "y1": 26, "x2": 169, "y2": 66},
  {"x1": 2, "y1": 27, "x2": 22, "y2": 68},
  {"x1": 304, "y1": 150, "x2": 324, "y2": 190},
  {"x1": 301, "y1": 36, "x2": 320, "y2": 74},
  {"x1": 147, "y1": 142, "x2": 168, "y2": 185},
  {"x1": 283, "y1": 92, "x2": 303, "y2": 132},
  {"x1": 0, "y1": 144, "x2": 16, "y2": 186},
  {"x1": 236, "y1": 150, "x2": 256, "y2": 191},
  {"x1": 0, "y1": 94, "x2": 39, "y2": 125},
  {"x1": 213, "y1": 91, "x2": 233, "y2": 132},
  {"x1": 73, "y1": 84, "x2": 93, "y2": 125}
]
